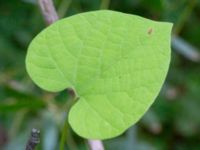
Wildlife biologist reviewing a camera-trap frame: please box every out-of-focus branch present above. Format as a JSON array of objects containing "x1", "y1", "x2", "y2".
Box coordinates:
[
  {"x1": 37, "y1": 1, "x2": 105, "y2": 150},
  {"x1": 100, "y1": 0, "x2": 110, "y2": 9},
  {"x1": 38, "y1": 0, "x2": 59, "y2": 25},
  {"x1": 57, "y1": 0, "x2": 72, "y2": 18},
  {"x1": 172, "y1": 36, "x2": 200, "y2": 62},
  {"x1": 174, "y1": 0, "x2": 197, "y2": 34},
  {"x1": 88, "y1": 140, "x2": 104, "y2": 150},
  {"x1": 171, "y1": 0, "x2": 199, "y2": 62},
  {"x1": 25, "y1": 128, "x2": 40, "y2": 150}
]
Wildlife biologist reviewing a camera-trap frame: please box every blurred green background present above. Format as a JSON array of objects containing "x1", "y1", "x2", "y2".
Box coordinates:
[{"x1": 0, "y1": 0, "x2": 200, "y2": 150}]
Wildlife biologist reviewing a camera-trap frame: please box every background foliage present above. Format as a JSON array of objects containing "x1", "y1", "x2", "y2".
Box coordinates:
[{"x1": 0, "y1": 0, "x2": 200, "y2": 150}]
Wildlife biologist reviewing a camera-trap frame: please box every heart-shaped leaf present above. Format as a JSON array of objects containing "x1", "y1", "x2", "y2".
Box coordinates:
[{"x1": 26, "y1": 10, "x2": 172, "y2": 139}]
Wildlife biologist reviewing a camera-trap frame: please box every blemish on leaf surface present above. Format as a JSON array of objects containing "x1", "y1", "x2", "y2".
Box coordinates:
[{"x1": 148, "y1": 28, "x2": 153, "y2": 35}]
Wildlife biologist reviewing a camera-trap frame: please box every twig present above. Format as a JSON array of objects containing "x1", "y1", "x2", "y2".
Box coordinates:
[
  {"x1": 38, "y1": 0, "x2": 59, "y2": 25},
  {"x1": 37, "y1": 1, "x2": 105, "y2": 150},
  {"x1": 26, "y1": 128, "x2": 40, "y2": 150},
  {"x1": 88, "y1": 140, "x2": 104, "y2": 150}
]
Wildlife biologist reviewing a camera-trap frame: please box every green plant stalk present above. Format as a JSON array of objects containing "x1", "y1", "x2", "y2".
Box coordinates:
[
  {"x1": 59, "y1": 119, "x2": 78, "y2": 150},
  {"x1": 59, "y1": 119, "x2": 67, "y2": 150},
  {"x1": 100, "y1": 0, "x2": 110, "y2": 9},
  {"x1": 57, "y1": 0, "x2": 72, "y2": 18},
  {"x1": 9, "y1": 109, "x2": 28, "y2": 138},
  {"x1": 174, "y1": 0, "x2": 197, "y2": 34},
  {"x1": 59, "y1": 92, "x2": 78, "y2": 150}
]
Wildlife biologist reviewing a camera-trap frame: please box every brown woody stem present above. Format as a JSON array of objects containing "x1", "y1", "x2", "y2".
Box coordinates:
[{"x1": 38, "y1": 0, "x2": 59, "y2": 25}]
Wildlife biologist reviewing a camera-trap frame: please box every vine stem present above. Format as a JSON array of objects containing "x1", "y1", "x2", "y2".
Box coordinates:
[
  {"x1": 37, "y1": 0, "x2": 105, "y2": 150},
  {"x1": 88, "y1": 140, "x2": 105, "y2": 150},
  {"x1": 38, "y1": 0, "x2": 59, "y2": 25}
]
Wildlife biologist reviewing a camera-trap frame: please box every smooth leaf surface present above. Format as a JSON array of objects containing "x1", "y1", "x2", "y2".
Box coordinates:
[{"x1": 26, "y1": 10, "x2": 172, "y2": 139}]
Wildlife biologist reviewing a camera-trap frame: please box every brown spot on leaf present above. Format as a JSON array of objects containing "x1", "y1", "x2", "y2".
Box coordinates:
[{"x1": 148, "y1": 28, "x2": 153, "y2": 35}]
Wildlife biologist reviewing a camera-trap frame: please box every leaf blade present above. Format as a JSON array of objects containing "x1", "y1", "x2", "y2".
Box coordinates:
[{"x1": 26, "y1": 10, "x2": 172, "y2": 139}]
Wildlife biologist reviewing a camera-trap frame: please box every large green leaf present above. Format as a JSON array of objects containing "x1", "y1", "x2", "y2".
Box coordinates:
[{"x1": 26, "y1": 10, "x2": 172, "y2": 139}]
